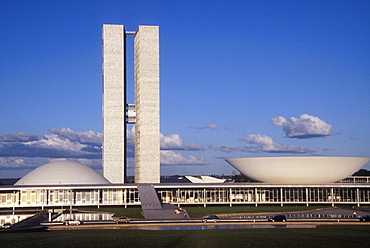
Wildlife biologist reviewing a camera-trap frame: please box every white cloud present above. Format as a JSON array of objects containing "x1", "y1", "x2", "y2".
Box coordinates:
[
  {"x1": 271, "y1": 114, "x2": 332, "y2": 139},
  {"x1": 241, "y1": 134, "x2": 315, "y2": 153},
  {"x1": 188, "y1": 123, "x2": 220, "y2": 130},
  {"x1": 0, "y1": 127, "x2": 206, "y2": 169},
  {"x1": 160, "y1": 150, "x2": 206, "y2": 165},
  {"x1": 28, "y1": 134, "x2": 86, "y2": 152},
  {"x1": 208, "y1": 145, "x2": 258, "y2": 153},
  {"x1": 125, "y1": 127, "x2": 203, "y2": 155},
  {"x1": 0, "y1": 129, "x2": 102, "y2": 159},
  {"x1": 0, "y1": 132, "x2": 40, "y2": 142},
  {"x1": 0, "y1": 157, "x2": 39, "y2": 169},
  {"x1": 47, "y1": 128, "x2": 102, "y2": 146},
  {"x1": 206, "y1": 124, "x2": 219, "y2": 129},
  {"x1": 161, "y1": 133, "x2": 204, "y2": 150},
  {"x1": 0, "y1": 157, "x2": 102, "y2": 171}
]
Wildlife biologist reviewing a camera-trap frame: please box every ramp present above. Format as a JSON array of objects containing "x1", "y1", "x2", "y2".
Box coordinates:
[
  {"x1": 137, "y1": 185, "x2": 190, "y2": 220},
  {"x1": 137, "y1": 185, "x2": 162, "y2": 211}
]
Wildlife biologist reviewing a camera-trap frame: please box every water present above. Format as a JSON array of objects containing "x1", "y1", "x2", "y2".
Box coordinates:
[
  {"x1": 1, "y1": 212, "x2": 319, "y2": 230},
  {"x1": 0, "y1": 214, "x2": 33, "y2": 225},
  {"x1": 123, "y1": 224, "x2": 317, "y2": 230},
  {"x1": 54, "y1": 212, "x2": 114, "y2": 221}
]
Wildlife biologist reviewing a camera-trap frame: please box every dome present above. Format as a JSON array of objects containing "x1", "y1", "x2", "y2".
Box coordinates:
[
  {"x1": 15, "y1": 160, "x2": 111, "y2": 185},
  {"x1": 226, "y1": 157, "x2": 370, "y2": 184}
]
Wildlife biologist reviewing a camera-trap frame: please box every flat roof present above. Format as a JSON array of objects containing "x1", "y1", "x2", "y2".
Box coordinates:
[{"x1": 1, "y1": 183, "x2": 370, "y2": 191}]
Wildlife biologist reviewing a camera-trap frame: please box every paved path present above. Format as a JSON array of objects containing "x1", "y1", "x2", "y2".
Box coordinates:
[{"x1": 298, "y1": 207, "x2": 368, "y2": 217}]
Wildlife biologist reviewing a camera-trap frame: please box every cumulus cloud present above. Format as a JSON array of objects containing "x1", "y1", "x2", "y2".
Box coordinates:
[
  {"x1": 240, "y1": 134, "x2": 315, "y2": 153},
  {"x1": 0, "y1": 127, "x2": 206, "y2": 169},
  {"x1": 0, "y1": 132, "x2": 40, "y2": 142},
  {"x1": 47, "y1": 128, "x2": 102, "y2": 146},
  {"x1": 188, "y1": 123, "x2": 220, "y2": 130},
  {"x1": 160, "y1": 150, "x2": 206, "y2": 165},
  {"x1": 0, "y1": 157, "x2": 102, "y2": 171},
  {"x1": 0, "y1": 157, "x2": 41, "y2": 170},
  {"x1": 209, "y1": 135, "x2": 313, "y2": 154},
  {"x1": 161, "y1": 133, "x2": 204, "y2": 150},
  {"x1": 0, "y1": 129, "x2": 102, "y2": 159},
  {"x1": 0, "y1": 128, "x2": 205, "y2": 158},
  {"x1": 271, "y1": 114, "x2": 332, "y2": 139},
  {"x1": 124, "y1": 127, "x2": 204, "y2": 155}
]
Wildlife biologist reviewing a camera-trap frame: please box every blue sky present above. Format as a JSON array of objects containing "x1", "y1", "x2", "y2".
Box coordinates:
[{"x1": 1, "y1": 0, "x2": 369, "y2": 178}]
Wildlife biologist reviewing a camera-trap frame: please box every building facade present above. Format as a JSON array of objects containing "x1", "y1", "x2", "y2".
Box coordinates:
[
  {"x1": 102, "y1": 25, "x2": 126, "y2": 183},
  {"x1": 102, "y1": 25, "x2": 160, "y2": 183},
  {"x1": 134, "y1": 26, "x2": 160, "y2": 183},
  {"x1": 1, "y1": 182, "x2": 369, "y2": 209}
]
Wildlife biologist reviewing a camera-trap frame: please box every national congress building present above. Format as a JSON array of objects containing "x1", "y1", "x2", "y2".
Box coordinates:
[{"x1": 0, "y1": 25, "x2": 369, "y2": 214}]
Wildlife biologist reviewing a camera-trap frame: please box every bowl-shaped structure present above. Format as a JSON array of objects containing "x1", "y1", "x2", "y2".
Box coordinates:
[{"x1": 225, "y1": 157, "x2": 370, "y2": 184}]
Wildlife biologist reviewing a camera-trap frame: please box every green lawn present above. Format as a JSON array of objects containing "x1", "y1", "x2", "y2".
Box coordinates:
[
  {"x1": 1, "y1": 225, "x2": 369, "y2": 248},
  {"x1": 79, "y1": 206, "x2": 144, "y2": 218},
  {"x1": 79, "y1": 205, "x2": 331, "y2": 219}
]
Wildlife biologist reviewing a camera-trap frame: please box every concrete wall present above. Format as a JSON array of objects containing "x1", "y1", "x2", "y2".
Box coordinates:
[
  {"x1": 134, "y1": 26, "x2": 160, "y2": 183},
  {"x1": 102, "y1": 24, "x2": 126, "y2": 183}
]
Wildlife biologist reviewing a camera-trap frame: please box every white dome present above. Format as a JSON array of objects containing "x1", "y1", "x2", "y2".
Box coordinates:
[
  {"x1": 15, "y1": 160, "x2": 111, "y2": 185},
  {"x1": 226, "y1": 157, "x2": 370, "y2": 184}
]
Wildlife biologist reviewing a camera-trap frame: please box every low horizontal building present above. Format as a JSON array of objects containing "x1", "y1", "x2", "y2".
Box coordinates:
[
  {"x1": 1, "y1": 160, "x2": 369, "y2": 209},
  {"x1": 1, "y1": 182, "x2": 370, "y2": 209}
]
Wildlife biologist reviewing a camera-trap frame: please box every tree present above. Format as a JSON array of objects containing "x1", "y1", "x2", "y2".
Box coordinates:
[
  {"x1": 352, "y1": 169, "x2": 370, "y2": 176},
  {"x1": 231, "y1": 173, "x2": 254, "y2": 182}
]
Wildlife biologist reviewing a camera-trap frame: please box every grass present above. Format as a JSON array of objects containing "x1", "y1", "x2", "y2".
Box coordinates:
[
  {"x1": 3, "y1": 205, "x2": 369, "y2": 247},
  {"x1": 79, "y1": 205, "x2": 331, "y2": 219},
  {"x1": 79, "y1": 206, "x2": 144, "y2": 219},
  {"x1": 1, "y1": 225, "x2": 369, "y2": 248}
]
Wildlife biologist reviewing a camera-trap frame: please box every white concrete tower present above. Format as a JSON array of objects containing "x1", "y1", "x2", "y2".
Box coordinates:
[
  {"x1": 102, "y1": 25, "x2": 126, "y2": 183},
  {"x1": 134, "y1": 26, "x2": 160, "y2": 183}
]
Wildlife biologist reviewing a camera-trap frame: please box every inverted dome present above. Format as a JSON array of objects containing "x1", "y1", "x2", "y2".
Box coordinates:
[
  {"x1": 226, "y1": 157, "x2": 370, "y2": 184},
  {"x1": 15, "y1": 160, "x2": 111, "y2": 185}
]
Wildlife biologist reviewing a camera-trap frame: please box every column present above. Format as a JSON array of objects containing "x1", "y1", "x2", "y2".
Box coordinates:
[
  {"x1": 134, "y1": 26, "x2": 160, "y2": 183},
  {"x1": 102, "y1": 24, "x2": 126, "y2": 183}
]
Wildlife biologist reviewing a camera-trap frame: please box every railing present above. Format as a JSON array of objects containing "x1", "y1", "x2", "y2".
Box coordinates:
[
  {"x1": 222, "y1": 213, "x2": 359, "y2": 220},
  {"x1": 337, "y1": 176, "x2": 370, "y2": 184}
]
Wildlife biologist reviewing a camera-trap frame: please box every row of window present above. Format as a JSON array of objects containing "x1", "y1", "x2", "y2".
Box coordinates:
[{"x1": 1, "y1": 187, "x2": 369, "y2": 207}]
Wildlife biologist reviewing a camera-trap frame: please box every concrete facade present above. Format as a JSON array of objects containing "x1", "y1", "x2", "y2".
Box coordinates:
[
  {"x1": 1, "y1": 183, "x2": 370, "y2": 209},
  {"x1": 134, "y1": 26, "x2": 160, "y2": 183},
  {"x1": 102, "y1": 25, "x2": 126, "y2": 183},
  {"x1": 102, "y1": 25, "x2": 160, "y2": 184}
]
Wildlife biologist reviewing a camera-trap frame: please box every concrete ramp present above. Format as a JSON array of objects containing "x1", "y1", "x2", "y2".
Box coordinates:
[
  {"x1": 137, "y1": 185, "x2": 162, "y2": 210},
  {"x1": 137, "y1": 185, "x2": 190, "y2": 220}
]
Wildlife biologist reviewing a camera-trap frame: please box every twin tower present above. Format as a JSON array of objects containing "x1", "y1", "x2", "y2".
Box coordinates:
[{"x1": 102, "y1": 25, "x2": 160, "y2": 184}]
